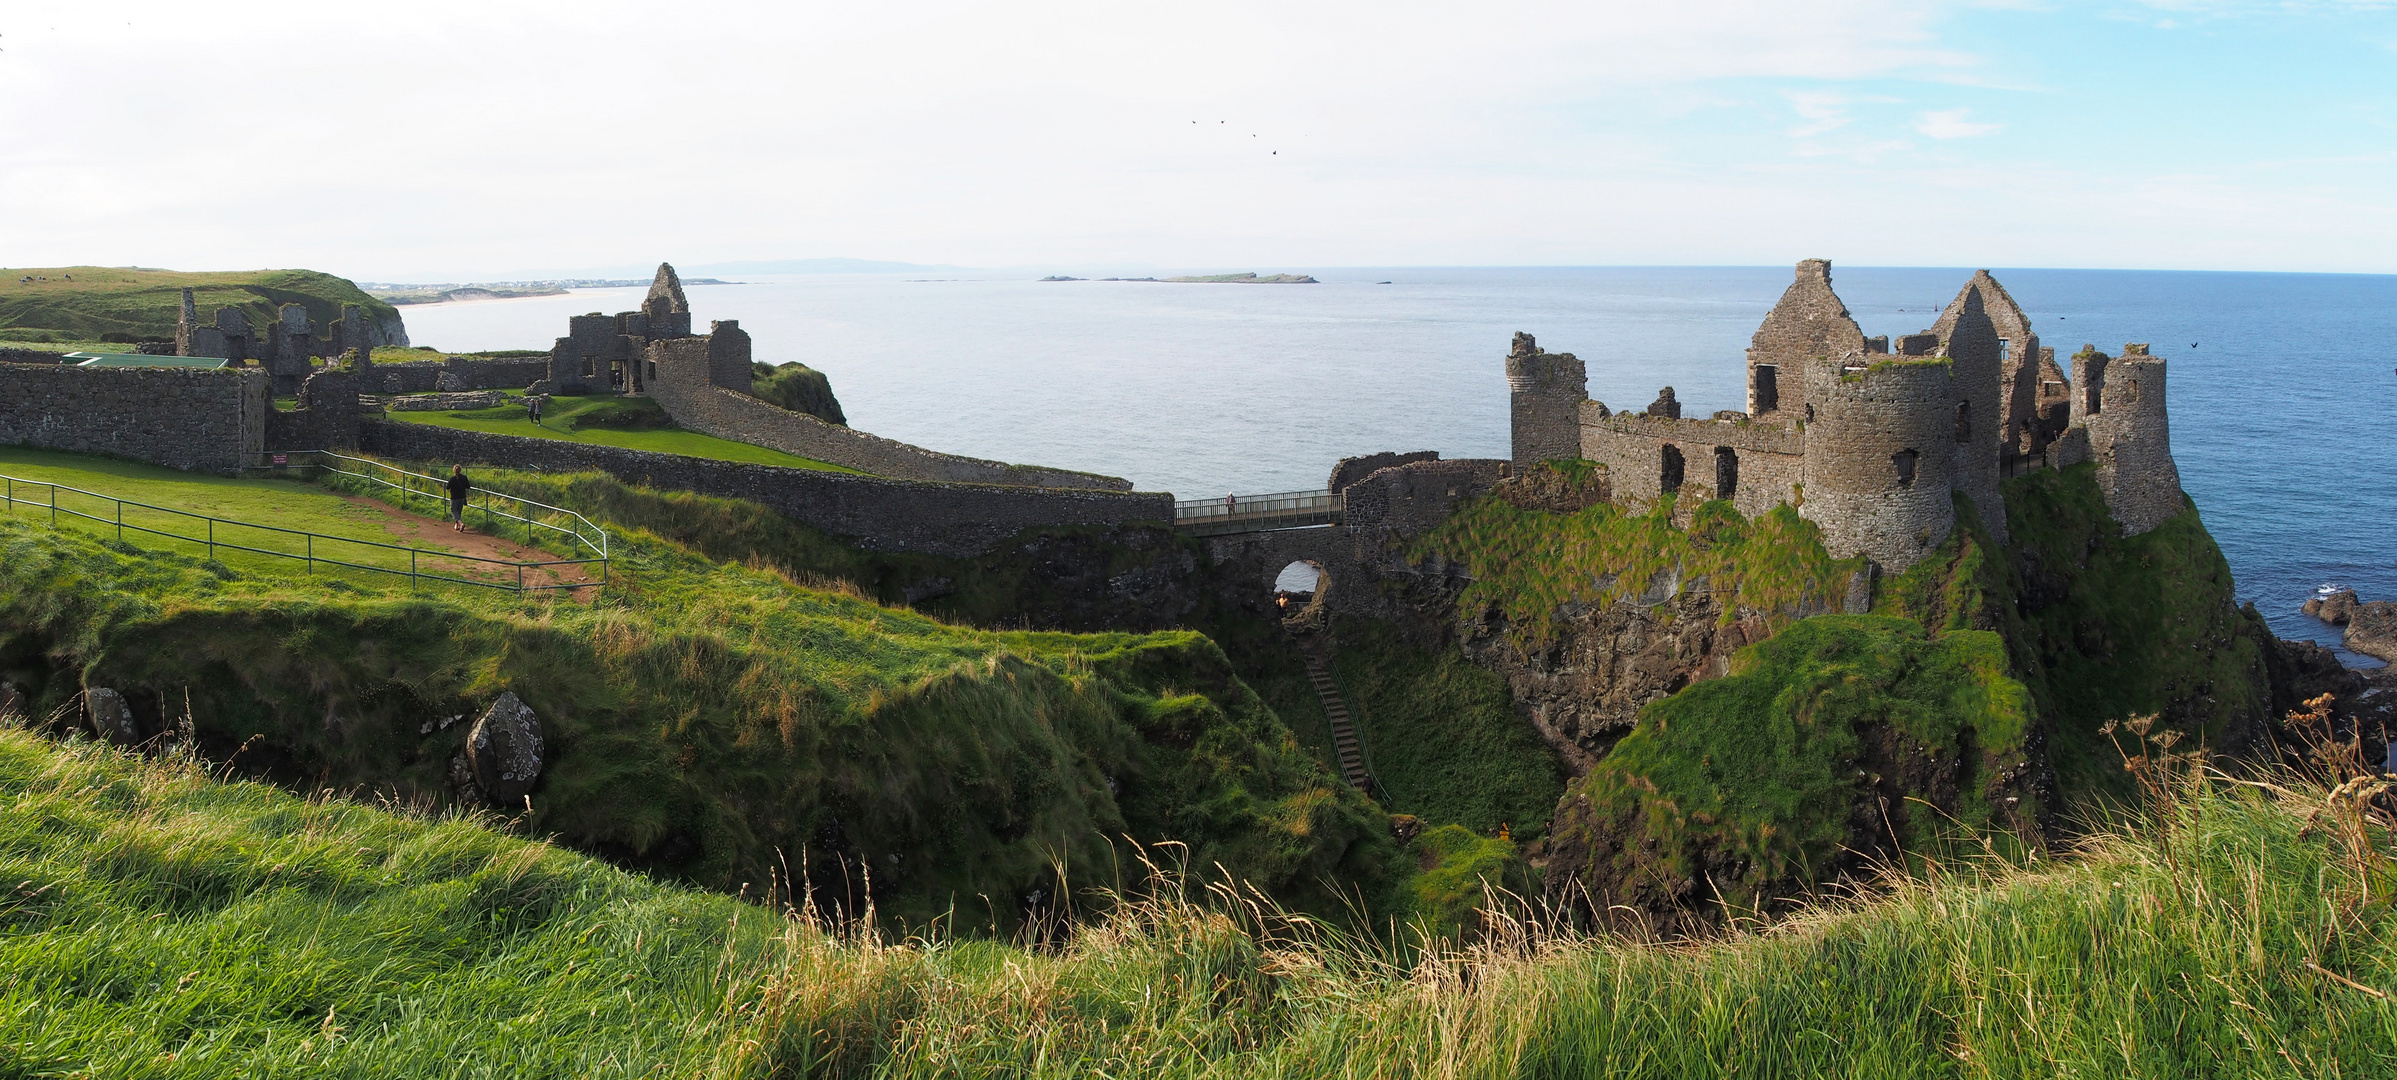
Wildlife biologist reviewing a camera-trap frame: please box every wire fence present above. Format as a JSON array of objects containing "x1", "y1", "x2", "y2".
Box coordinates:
[
  {"x1": 2, "y1": 456, "x2": 607, "y2": 596},
  {"x1": 246, "y1": 450, "x2": 608, "y2": 564}
]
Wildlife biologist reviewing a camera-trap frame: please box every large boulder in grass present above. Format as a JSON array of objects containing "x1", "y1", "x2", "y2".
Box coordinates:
[
  {"x1": 85, "y1": 688, "x2": 137, "y2": 744},
  {"x1": 466, "y1": 692, "x2": 545, "y2": 805}
]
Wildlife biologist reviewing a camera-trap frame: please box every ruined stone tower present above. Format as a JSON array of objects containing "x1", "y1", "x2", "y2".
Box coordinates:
[
  {"x1": 2077, "y1": 344, "x2": 2183, "y2": 536},
  {"x1": 1800, "y1": 347, "x2": 1958, "y2": 570},
  {"x1": 1505, "y1": 332, "x2": 1587, "y2": 468}
]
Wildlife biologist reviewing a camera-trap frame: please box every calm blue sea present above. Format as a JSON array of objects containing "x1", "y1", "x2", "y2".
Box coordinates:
[{"x1": 403, "y1": 267, "x2": 2397, "y2": 660}]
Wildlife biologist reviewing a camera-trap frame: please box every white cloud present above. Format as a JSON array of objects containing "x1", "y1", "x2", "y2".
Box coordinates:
[{"x1": 1916, "y1": 108, "x2": 2005, "y2": 138}]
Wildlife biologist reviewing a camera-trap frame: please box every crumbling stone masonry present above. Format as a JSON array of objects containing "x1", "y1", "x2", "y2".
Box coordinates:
[
  {"x1": 1514, "y1": 260, "x2": 2186, "y2": 571},
  {"x1": 0, "y1": 365, "x2": 267, "y2": 473},
  {"x1": 174, "y1": 287, "x2": 390, "y2": 396}
]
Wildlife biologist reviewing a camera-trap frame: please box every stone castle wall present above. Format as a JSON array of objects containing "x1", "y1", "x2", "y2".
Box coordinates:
[
  {"x1": 643, "y1": 325, "x2": 1132, "y2": 492},
  {"x1": 1328, "y1": 450, "x2": 1439, "y2": 493},
  {"x1": 2084, "y1": 348, "x2": 2182, "y2": 536},
  {"x1": 1744, "y1": 259, "x2": 1866, "y2": 419},
  {"x1": 372, "y1": 357, "x2": 550, "y2": 394},
  {"x1": 0, "y1": 365, "x2": 266, "y2": 473},
  {"x1": 357, "y1": 420, "x2": 1171, "y2": 558},
  {"x1": 1938, "y1": 290, "x2": 2011, "y2": 543},
  {"x1": 1578, "y1": 408, "x2": 1805, "y2": 519},
  {"x1": 1800, "y1": 359, "x2": 1957, "y2": 570},
  {"x1": 265, "y1": 369, "x2": 362, "y2": 452}
]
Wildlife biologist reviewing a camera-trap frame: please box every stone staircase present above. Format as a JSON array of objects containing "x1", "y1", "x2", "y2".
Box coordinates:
[{"x1": 1302, "y1": 654, "x2": 1372, "y2": 790}]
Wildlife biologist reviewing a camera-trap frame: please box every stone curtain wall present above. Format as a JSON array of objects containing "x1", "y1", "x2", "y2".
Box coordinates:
[
  {"x1": 644, "y1": 332, "x2": 1132, "y2": 492},
  {"x1": 1579, "y1": 409, "x2": 1804, "y2": 521},
  {"x1": 0, "y1": 366, "x2": 266, "y2": 473},
  {"x1": 265, "y1": 369, "x2": 361, "y2": 452},
  {"x1": 0, "y1": 349, "x2": 66, "y2": 366},
  {"x1": 358, "y1": 420, "x2": 1171, "y2": 558},
  {"x1": 2084, "y1": 349, "x2": 2183, "y2": 536},
  {"x1": 372, "y1": 358, "x2": 550, "y2": 394}
]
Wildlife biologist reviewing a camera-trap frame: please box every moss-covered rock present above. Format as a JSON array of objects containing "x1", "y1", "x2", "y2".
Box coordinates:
[{"x1": 749, "y1": 361, "x2": 846, "y2": 425}]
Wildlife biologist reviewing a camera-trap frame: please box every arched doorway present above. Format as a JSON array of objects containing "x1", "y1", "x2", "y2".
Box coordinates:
[{"x1": 1273, "y1": 560, "x2": 1328, "y2": 630}]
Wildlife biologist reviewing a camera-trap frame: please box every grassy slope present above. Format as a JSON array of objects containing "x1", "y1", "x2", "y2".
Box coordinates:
[
  {"x1": 382, "y1": 394, "x2": 864, "y2": 472},
  {"x1": 4, "y1": 717, "x2": 2394, "y2": 1077},
  {"x1": 0, "y1": 460, "x2": 1405, "y2": 930},
  {"x1": 0, "y1": 267, "x2": 401, "y2": 343},
  {"x1": 1329, "y1": 621, "x2": 1565, "y2": 840},
  {"x1": 748, "y1": 361, "x2": 846, "y2": 425},
  {"x1": 0, "y1": 447, "x2": 535, "y2": 586}
]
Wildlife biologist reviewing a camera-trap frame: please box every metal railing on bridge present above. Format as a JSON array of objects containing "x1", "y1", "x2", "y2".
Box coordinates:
[{"x1": 1174, "y1": 489, "x2": 1343, "y2": 536}]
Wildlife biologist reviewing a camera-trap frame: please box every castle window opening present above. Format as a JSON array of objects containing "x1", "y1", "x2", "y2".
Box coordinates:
[
  {"x1": 1893, "y1": 448, "x2": 1919, "y2": 488},
  {"x1": 1954, "y1": 401, "x2": 1971, "y2": 443},
  {"x1": 580, "y1": 355, "x2": 596, "y2": 377},
  {"x1": 1752, "y1": 365, "x2": 1779, "y2": 414},
  {"x1": 1660, "y1": 444, "x2": 1685, "y2": 493},
  {"x1": 1714, "y1": 446, "x2": 1738, "y2": 500}
]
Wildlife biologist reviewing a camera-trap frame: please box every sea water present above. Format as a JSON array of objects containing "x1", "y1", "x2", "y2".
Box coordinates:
[{"x1": 402, "y1": 266, "x2": 2397, "y2": 658}]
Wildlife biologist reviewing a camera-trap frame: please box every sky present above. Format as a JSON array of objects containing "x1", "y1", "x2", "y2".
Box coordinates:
[{"x1": 2, "y1": 0, "x2": 2393, "y2": 279}]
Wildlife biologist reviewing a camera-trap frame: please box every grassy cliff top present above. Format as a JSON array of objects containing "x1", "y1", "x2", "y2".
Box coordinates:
[
  {"x1": 0, "y1": 266, "x2": 402, "y2": 344},
  {"x1": 1, "y1": 703, "x2": 2390, "y2": 1076}
]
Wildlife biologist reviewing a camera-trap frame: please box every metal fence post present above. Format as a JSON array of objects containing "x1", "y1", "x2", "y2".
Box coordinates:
[
  {"x1": 411, "y1": 548, "x2": 419, "y2": 591},
  {"x1": 207, "y1": 519, "x2": 214, "y2": 561},
  {"x1": 116, "y1": 500, "x2": 123, "y2": 541}
]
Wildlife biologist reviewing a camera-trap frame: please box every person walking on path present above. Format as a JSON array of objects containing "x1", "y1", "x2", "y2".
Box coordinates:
[{"x1": 448, "y1": 465, "x2": 473, "y2": 532}]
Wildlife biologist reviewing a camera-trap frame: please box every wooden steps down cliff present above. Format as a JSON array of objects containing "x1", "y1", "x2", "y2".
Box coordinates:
[{"x1": 1303, "y1": 655, "x2": 1372, "y2": 790}]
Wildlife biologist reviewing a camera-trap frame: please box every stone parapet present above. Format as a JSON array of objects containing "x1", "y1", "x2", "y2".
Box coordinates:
[{"x1": 358, "y1": 420, "x2": 1171, "y2": 558}]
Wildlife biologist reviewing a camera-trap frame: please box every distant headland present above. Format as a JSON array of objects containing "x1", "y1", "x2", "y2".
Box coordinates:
[{"x1": 1040, "y1": 272, "x2": 1318, "y2": 284}]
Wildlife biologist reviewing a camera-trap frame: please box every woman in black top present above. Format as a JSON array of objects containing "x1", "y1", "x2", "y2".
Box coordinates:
[{"x1": 447, "y1": 465, "x2": 471, "y2": 531}]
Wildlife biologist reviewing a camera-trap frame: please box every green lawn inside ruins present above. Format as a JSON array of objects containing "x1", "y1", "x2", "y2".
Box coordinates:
[{"x1": 378, "y1": 392, "x2": 863, "y2": 472}]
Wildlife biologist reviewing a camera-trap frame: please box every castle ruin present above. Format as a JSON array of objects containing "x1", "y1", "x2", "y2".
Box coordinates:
[
  {"x1": 542, "y1": 264, "x2": 694, "y2": 395},
  {"x1": 175, "y1": 287, "x2": 385, "y2": 396},
  {"x1": 1509, "y1": 260, "x2": 2182, "y2": 571}
]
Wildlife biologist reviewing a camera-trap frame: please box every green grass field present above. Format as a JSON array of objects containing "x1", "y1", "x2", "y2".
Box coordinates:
[
  {"x1": 383, "y1": 394, "x2": 863, "y2": 472},
  {"x1": 0, "y1": 447, "x2": 573, "y2": 592}
]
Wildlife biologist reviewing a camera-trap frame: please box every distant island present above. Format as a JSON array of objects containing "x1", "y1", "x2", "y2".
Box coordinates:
[
  {"x1": 365, "y1": 277, "x2": 736, "y2": 305},
  {"x1": 1039, "y1": 272, "x2": 1317, "y2": 284}
]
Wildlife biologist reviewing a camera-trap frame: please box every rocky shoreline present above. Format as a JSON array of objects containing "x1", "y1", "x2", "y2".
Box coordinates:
[{"x1": 2302, "y1": 588, "x2": 2397, "y2": 664}]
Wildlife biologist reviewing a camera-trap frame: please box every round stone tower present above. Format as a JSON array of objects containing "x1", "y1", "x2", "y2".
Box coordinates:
[
  {"x1": 1801, "y1": 355, "x2": 1957, "y2": 571},
  {"x1": 2082, "y1": 344, "x2": 2182, "y2": 536}
]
